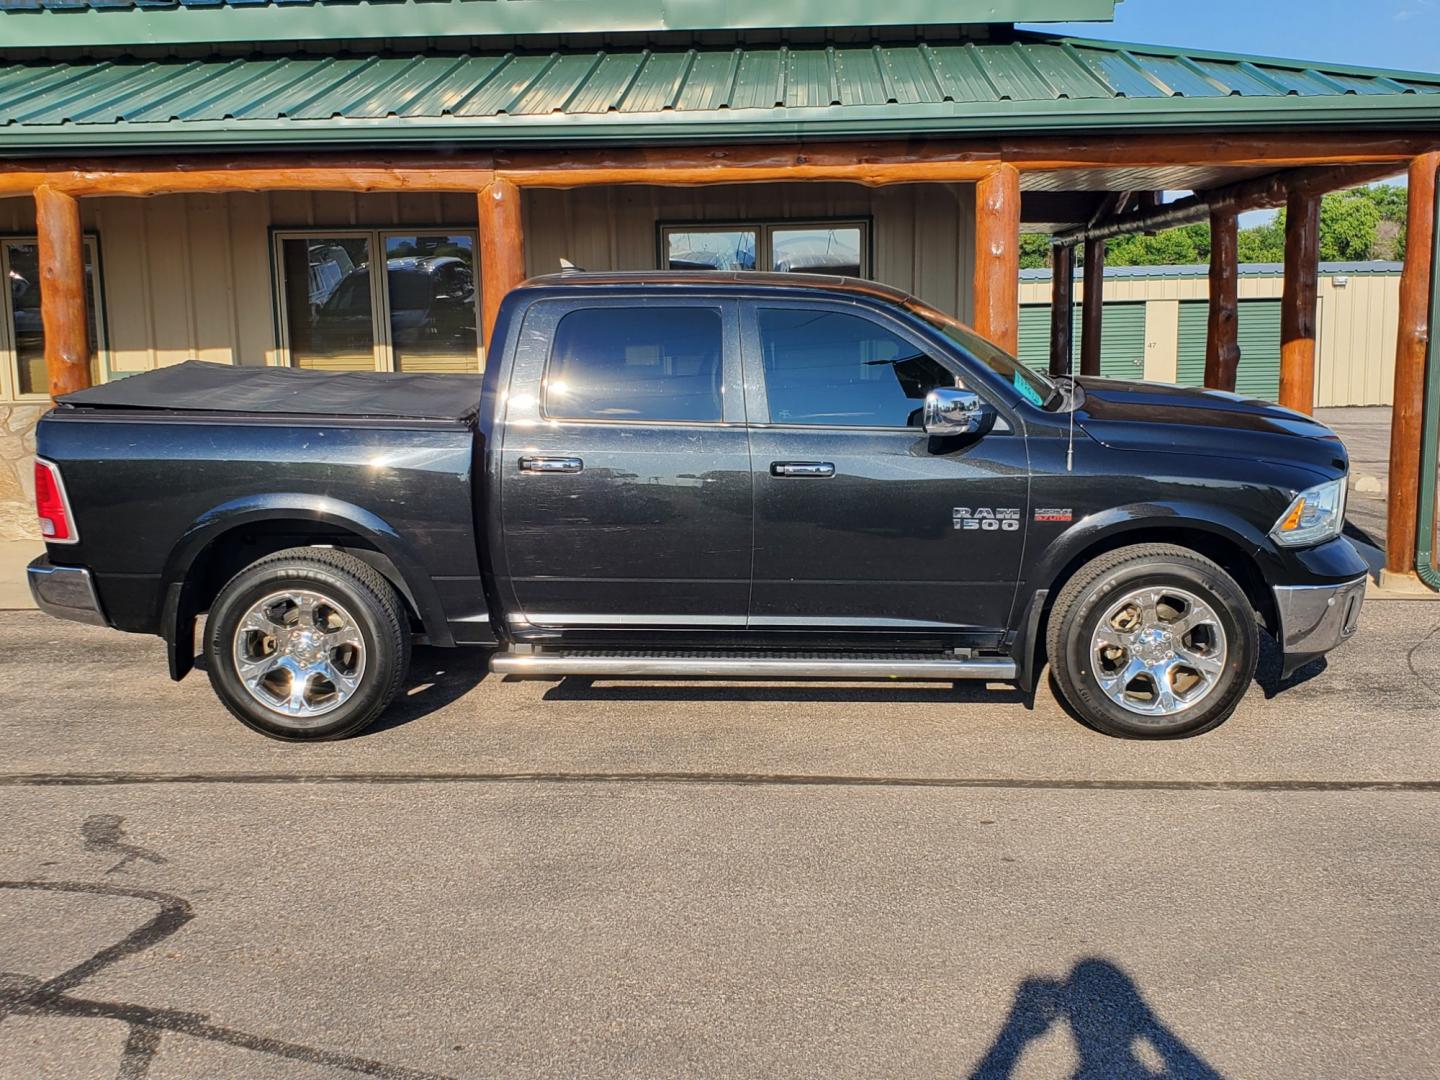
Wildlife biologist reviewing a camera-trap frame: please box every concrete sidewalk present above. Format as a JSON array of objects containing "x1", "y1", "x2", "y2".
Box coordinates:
[{"x1": 0, "y1": 539, "x2": 40, "y2": 609}]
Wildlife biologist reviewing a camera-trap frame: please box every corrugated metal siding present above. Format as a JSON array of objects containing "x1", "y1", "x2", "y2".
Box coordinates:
[
  {"x1": 0, "y1": 37, "x2": 1436, "y2": 143},
  {"x1": 1017, "y1": 301, "x2": 1144, "y2": 379},
  {"x1": 523, "y1": 182, "x2": 977, "y2": 324},
  {"x1": 1176, "y1": 299, "x2": 1283, "y2": 401}
]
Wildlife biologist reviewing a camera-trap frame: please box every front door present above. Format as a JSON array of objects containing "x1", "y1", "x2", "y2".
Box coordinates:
[
  {"x1": 742, "y1": 299, "x2": 1029, "y2": 634},
  {"x1": 497, "y1": 296, "x2": 752, "y2": 633}
]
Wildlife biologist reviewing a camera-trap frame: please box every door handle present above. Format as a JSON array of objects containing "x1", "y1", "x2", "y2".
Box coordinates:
[
  {"x1": 519, "y1": 456, "x2": 584, "y2": 474},
  {"x1": 771, "y1": 461, "x2": 835, "y2": 478}
]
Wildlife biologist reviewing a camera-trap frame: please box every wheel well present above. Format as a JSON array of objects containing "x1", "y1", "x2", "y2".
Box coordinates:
[
  {"x1": 1037, "y1": 527, "x2": 1277, "y2": 652},
  {"x1": 178, "y1": 521, "x2": 423, "y2": 631}
]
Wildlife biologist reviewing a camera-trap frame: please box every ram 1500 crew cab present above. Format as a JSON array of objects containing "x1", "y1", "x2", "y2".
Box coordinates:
[{"x1": 27, "y1": 271, "x2": 1367, "y2": 740}]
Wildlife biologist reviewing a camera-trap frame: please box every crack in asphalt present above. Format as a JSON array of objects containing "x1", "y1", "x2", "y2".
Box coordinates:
[
  {"x1": 1406, "y1": 617, "x2": 1440, "y2": 698},
  {"x1": 0, "y1": 879, "x2": 459, "y2": 1080},
  {"x1": 0, "y1": 772, "x2": 1435, "y2": 791}
]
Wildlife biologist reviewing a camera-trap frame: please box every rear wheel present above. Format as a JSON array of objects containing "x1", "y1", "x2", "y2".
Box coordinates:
[
  {"x1": 205, "y1": 548, "x2": 410, "y2": 741},
  {"x1": 1046, "y1": 544, "x2": 1258, "y2": 739}
]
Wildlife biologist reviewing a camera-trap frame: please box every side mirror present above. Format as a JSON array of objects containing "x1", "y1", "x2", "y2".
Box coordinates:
[{"x1": 923, "y1": 387, "x2": 994, "y2": 436}]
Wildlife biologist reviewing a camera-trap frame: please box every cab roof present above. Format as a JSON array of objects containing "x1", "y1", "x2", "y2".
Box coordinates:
[{"x1": 519, "y1": 270, "x2": 919, "y2": 307}]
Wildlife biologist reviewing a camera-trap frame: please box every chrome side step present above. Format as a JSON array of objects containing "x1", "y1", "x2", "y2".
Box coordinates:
[{"x1": 490, "y1": 650, "x2": 1017, "y2": 681}]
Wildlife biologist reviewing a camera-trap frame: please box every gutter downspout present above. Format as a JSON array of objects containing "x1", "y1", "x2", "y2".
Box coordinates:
[{"x1": 1417, "y1": 171, "x2": 1440, "y2": 590}]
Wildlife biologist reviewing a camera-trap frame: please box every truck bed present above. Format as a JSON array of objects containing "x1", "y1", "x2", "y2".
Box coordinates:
[{"x1": 60, "y1": 360, "x2": 485, "y2": 423}]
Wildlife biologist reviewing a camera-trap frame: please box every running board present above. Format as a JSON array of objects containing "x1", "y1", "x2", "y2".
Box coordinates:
[{"x1": 490, "y1": 650, "x2": 1017, "y2": 681}]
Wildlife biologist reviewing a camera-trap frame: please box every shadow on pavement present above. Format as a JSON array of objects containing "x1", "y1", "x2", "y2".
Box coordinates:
[
  {"x1": 1255, "y1": 631, "x2": 1328, "y2": 700},
  {"x1": 968, "y1": 957, "x2": 1226, "y2": 1080},
  {"x1": 362, "y1": 646, "x2": 492, "y2": 736}
]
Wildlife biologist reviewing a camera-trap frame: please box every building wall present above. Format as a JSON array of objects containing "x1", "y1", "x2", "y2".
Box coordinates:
[
  {"x1": 1018, "y1": 269, "x2": 1402, "y2": 408},
  {"x1": 523, "y1": 183, "x2": 977, "y2": 322}
]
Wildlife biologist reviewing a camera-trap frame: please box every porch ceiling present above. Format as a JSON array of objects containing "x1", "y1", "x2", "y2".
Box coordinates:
[{"x1": 1, "y1": 33, "x2": 1439, "y2": 152}]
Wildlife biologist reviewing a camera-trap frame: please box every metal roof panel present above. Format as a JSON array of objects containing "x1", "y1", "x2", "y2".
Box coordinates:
[{"x1": 1, "y1": 34, "x2": 1438, "y2": 146}]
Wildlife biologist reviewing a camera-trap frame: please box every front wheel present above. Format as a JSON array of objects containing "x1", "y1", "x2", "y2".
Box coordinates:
[
  {"x1": 205, "y1": 548, "x2": 411, "y2": 741},
  {"x1": 1046, "y1": 544, "x2": 1259, "y2": 739}
]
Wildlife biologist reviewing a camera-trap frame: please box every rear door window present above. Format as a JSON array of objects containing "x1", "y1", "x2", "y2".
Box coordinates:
[
  {"x1": 755, "y1": 307, "x2": 956, "y2": 428},
  {"x1": 545, "y1": 307, "x2": 725, "y2": 423}
]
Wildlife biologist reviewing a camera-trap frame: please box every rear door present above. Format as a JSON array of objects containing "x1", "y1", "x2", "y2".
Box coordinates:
[
  {"x1": 496, "y1": 295, "x2": 752, "y2": 632},
  {"x1": 741, "y1": 298, "x2": 1029, "y2": 634}
]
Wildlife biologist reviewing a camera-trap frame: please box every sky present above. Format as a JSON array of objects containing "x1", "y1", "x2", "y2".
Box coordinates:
[{"x1": 1022, "y1": 0, "x2": 1440, "y2": 74}]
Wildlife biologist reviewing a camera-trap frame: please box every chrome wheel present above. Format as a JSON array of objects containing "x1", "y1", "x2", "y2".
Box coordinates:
[
  {"x1": 1090, "y1": 586, "x2": 1227, "y2": 720},
  {"x1": 231, "y1": 589, "x2": 366, "y2": 722}
]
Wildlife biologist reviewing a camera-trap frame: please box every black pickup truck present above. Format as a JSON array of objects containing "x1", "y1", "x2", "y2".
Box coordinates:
[{"x1": 28, "y1": 271, "x2": 1366, "y2": 741}]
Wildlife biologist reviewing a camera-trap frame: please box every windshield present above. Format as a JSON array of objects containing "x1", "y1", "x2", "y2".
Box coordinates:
[{"x1": 906, "y1": 300, "x2": 1056, "y2": 409}]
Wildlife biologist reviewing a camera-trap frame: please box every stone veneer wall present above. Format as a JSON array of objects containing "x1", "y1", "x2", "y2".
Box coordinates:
[{"x1": 0, "y1": 405, "x2": 41, "y2": 541}]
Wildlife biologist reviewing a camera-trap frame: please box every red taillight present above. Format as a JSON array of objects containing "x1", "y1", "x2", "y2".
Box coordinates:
[{"x1": 34, "y1": 459, "x2": 77, "y2": 544}]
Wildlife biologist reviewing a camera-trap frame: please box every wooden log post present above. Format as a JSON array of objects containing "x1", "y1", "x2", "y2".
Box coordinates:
[
  {"x1": 1080, "y1": 237, "x2": 1106, "y2": 376},
  {"x1": 973, "y1": 165, "x2": 1020, "y2": 354},
  {"x1": 477, "y1": 178, "x2": 526, "y2": 356},
  {"x1": 1205, "y1": 207, "x2": 1241, "y2": 391},
  {"x1": 1386, "y1": 152, "x2": 1440, "y2": 575},
  {"x1": 1049, "y1": 242, "x2": 1075, "y2": 376},
  {"x1": 1279, "y1": 190, "x2": 1321, "y2": 414},
  {"x1": 33, "y1": 184, "x2": 90, "y2": 398}
]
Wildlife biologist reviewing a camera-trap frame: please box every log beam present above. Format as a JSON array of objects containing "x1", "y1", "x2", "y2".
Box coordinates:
[
  {"x1": 478, "y1": 178, "x2": 526, "y2": 355},
  {"x1": 1386, "y1": 152, "x2": 1440, "y2": 575},
  {"x1": 33, "y1": 184, "x2": 90, "y2": 399},
  {"x1": 1205, "y1": 208, "x2": 1240, "y2": 392},
  {"x1": 1050, "y1": 242, "x2": 1075, "y2": 377},
  {"x1": 1055, "y1": 162, "x2": 1404, "y2": 245},
  {"x1": 1080, "y1": 238, "x2": 1106, "y2": 377},
  {"x1": 973, "y1": 165, "x2": 1021, "y2": 353},
  {"x1": 0, "y1": 134, "x2": 1432, "y2": 198},
  {"x1": 1279, "y1": 190, "x2": 1321, "y2": 414}
]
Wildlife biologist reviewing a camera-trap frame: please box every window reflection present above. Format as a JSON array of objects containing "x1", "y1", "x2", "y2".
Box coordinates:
[
  {"x1": 280, "y1": 237, "x2": 375, "y2": 371},
  {"x1": 5, "y1": 241, "x2": 102, "y2": 396},
  {"x1": 665, "y1": 230, "x2": 757, "y2": 271},
  {"x1": 385, "y1": 235, "x2": 478, "y2": 373},
  {"x1": 757, "y1": 307, "x2": 955, "y2": 428},
  {"x1": 770, "y1": 226, "x2": 863, "y2": 277}
]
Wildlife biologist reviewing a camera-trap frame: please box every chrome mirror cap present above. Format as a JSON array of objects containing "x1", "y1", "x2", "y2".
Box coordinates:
[{"x1": 923, "y1": 387, "x2": 991, "y2": 436}]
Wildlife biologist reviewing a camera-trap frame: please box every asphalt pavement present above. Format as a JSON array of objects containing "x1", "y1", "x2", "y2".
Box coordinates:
[{"x1": 1, "y1": 603, "x2": 1437, "y2": 1079}]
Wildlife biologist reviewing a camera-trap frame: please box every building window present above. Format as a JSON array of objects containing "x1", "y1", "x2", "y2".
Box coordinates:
[
  {"x1": 660, "y1": 221, "x2": 869, "y2": 277},
  {"x1": 273, "y1": 230, "x2": 480, "y2": 373},
  {"x1": 1, "y1": 237, "x2": 106, "y2": 399}
]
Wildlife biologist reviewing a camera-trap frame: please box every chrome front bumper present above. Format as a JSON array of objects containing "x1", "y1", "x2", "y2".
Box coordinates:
[
  {"x1": 1273, "y1": 575, "x2": 1366, "y2": 675},
  {"x1": 27, "y1": 555, "x2": 107, "y2": 627}
]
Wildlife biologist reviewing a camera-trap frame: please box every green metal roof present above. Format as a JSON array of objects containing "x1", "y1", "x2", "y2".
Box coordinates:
[
  {"x1": 2, "y1": 32, "x2": 1438, "y2": 152},
  {"x1": 0, "y1": 0, "x2": 1118, "y2": 48}
]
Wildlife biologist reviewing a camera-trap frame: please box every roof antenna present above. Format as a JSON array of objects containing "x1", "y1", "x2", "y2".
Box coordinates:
[{"x1": 559, "y1": 258, "x2": 584, "y2": 273}]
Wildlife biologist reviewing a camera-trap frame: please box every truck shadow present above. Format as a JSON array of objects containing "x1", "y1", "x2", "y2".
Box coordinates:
[
  {"x1": 362, "y1": 647, "x2": 492, "y2": 736},
  {"x1": 967, "y1": 957, "x2": 1227, "y2": 1079}
]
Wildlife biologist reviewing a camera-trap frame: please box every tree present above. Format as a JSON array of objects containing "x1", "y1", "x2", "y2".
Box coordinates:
[
  {"x1": 1319, "y1": 189, "x2": 1383, "y2": 261},
  {"x1": 1019, "y1": 233, "x2": 1051, "y2": 270}
]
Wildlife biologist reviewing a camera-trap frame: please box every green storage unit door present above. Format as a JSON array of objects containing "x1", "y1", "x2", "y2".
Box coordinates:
[
  {"x1": 1017, "y1": 301, "x2": 1145, "y2": 380},
  {"x1": 1176, "y1": 298, "x2": 1282, "y2": 400}
]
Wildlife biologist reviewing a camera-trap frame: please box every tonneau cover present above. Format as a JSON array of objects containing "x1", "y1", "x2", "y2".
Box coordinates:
[{"x1": 59, "y1": 360, "x2": 484, "y2": 422}]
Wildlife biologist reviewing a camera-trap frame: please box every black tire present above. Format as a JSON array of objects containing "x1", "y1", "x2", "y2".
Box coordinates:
[
  {"x1": 1045, "y1": 543, "x2": 1258, "y2": 739},
  {"x1": 205, "y1": 548, "x2": 411, "y2": 741}
]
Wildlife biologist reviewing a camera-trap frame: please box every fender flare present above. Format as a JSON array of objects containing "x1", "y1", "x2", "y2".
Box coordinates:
[
  {"x1": 160, "y1": 494, "x2": 455, "y2": 679},
  {"x1": 1011, "y1": 502, "x2": 1274, "y2": 693}
]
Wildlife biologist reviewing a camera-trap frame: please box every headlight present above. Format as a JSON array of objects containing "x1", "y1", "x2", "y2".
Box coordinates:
[{"x1": 1270, "y1": 477, "x2": 1347, "y2": 547}]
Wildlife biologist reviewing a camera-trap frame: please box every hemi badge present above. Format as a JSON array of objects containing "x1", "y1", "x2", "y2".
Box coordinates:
[{"x1": 1035, "y1": 508, "x2": 1073, "y2": 523}]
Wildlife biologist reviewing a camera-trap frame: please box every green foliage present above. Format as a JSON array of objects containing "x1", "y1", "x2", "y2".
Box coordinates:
[
  {"x1": 1019, "y1": 233, "x2": 1052, "y2": 270},
  {"x1": 1105, "y1": 223, "x2": 1210, "y2": 267}
]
